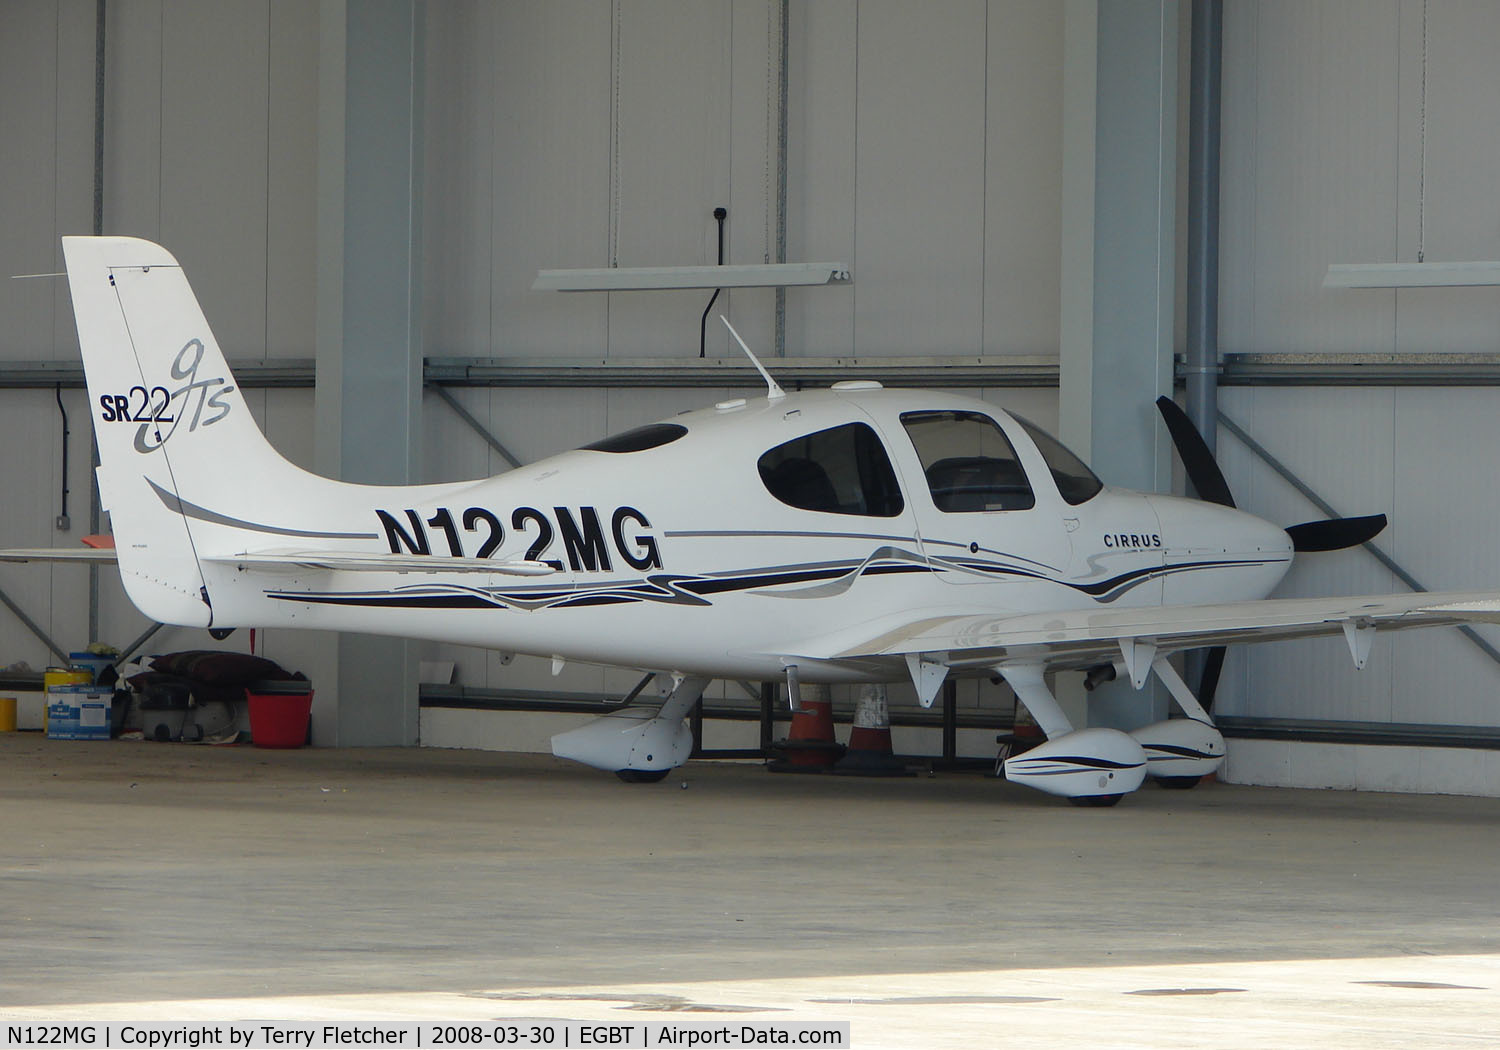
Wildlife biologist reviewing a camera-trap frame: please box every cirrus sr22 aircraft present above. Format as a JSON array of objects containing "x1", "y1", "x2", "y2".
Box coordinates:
[{"x1": 8, "y1": 236, "x2": 1500, "y2": 805}]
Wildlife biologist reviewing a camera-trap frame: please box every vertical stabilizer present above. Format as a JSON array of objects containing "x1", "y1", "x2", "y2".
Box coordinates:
[{"x1": 61, "y1": 236, "x2": 276, "y2": 627}]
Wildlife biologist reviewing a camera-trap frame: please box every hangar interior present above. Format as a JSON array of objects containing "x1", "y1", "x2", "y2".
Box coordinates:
[{"x1": 2, "y1": 0, "x2": 1499, "y2": 796}]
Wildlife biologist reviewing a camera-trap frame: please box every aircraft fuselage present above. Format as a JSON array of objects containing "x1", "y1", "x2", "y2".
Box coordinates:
[{"x1": 199, "y1": 387, "x2": 1293, "y2": 680}]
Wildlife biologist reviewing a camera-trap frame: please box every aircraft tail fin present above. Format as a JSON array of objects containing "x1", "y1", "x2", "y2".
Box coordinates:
[{"x1": 61, "y1": 237, "x2": 308, "y2": 626}]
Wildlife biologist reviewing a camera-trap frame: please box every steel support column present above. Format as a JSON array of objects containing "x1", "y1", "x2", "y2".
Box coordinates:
[
  {"x1": 315, "y1": 0, "x2": 425, "y2": 747},
  {"x1": 1185, "y1": 0, "x2": 1222, "y2": 453},
  {"x1": 1184, "y1": 0, "x2": 1223, "y2": 694},
  {"x1": 1061, "y1": 0, "x2": 1181, "y2": 728}
]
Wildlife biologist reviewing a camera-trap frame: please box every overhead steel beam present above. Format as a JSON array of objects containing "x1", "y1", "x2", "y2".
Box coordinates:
[
  {"x1": 1212, "y1": 353, "x2": 1500, "y2": 386},
  {"x1": 0, "y1": 360, "x2": 319, "y2": 389},
  {"x1": 423, "y1": 355, "x2": 1059, "y2": 389},
  {"x1": 21, "y1": 353, "x2": 1500, "y2": 392}
]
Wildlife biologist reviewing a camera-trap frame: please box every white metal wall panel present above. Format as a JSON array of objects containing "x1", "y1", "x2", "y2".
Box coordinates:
[
  {"x1": 423, "y1": 387, "x2": 500, "y2": 485},
  {"x1": 157, "y1": 1, "x2": 269, "y2": 359},
  {"x1": 1213, "y1": 386, "x2": 1500, "y2": 730},
  {"x1": 97, "y1": 1, "x2": 315, "y2": 360},
  {"x1": 489, "y1": 2, "x2": 611, "y2": 357},
  {"x1": 265, "y1": 3, "x2": 319, "y2": 360},
  {"x1": 49, "y1": 2, "x2": 97, "y2": 360},
  {"x1": 1214, "y1": 3, "x2": 1500, "y2": 744},
  {"x1": 1213, "y1": 387, "x2": 1398, "y2": 724},
  {"x1": 1390, "y1": 1, "x2": 1500, "y2": 353},
  {"x1": 606, "y1": 2, "x2": 734, "y2": 358},
  {"x1": 1388, "y1": 388, "x2": 1500, "y2": 726},
  {"x1": 983, "y1": 0, "x2": 1063, "y2": 356},
  {"x1": 0, "y1": 392, "x2": 60, "y2": 667},
  {"x1": 0, "y1": 2, "x2": 59, "y2": 362},
  {"x1": 42, "y1": 388, "x2": 94, "y2": 656},
  {"x1": 102, "y1": 2, "x2": 164, "y2": 244},
  {"x1": 1221, "y1": 1, "x2": 1500, "y2": 356},
  {"x1": 260, "y1": 387, "x2": 317, "y2": 475},
  {"x1": 424, "y1": 2, "x2": 498, "y2": 358},
  {"x1": 423, "y1": 0, "x2": 1063, "y2": 362},
  {"x1": 715, "y1": 0, "x2": 783, "y2": 360},
  {"x1": 854, "y1": 0, "x2": 988, "y2": 357},
  {"x1": 784, "y1": 0, "x2": 857, "y2": 357},
  {"x1": 0, "y1": 1, "x2": 92, "y2": 363},
  {"x1": 1220, "y1": 1, "x2": 1401, "y2": 355}
]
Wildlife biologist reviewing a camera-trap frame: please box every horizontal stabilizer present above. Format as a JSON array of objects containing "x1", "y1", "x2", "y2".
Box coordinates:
[
  {"x1": 201, "y1": 550, "x2": 556, "y2": 576},
  {"x1": 0, "y1": 548, "x2": 119, "y2": 563}
]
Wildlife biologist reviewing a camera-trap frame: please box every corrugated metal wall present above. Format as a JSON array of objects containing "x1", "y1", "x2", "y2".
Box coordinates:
[
  {"x1": 0, "y1": 1, "x2": 322, "y2": 678},
  {"x1": 422, "y1": 0, "x2": 1063, "y2": 361},
  {"x1": 1, "y1": 0, "x2": 1497, "y2": 751},
  {"x1": 1211, "y1": 0, "x2": 1500, "y2": 732},
  {"x1": 417, "y1": 0, "x2": 1066, "y2": 703}
]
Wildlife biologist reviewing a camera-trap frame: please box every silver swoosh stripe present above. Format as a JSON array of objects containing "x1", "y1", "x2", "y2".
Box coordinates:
[{"x1": 149, "y1": 478, "x2": 379, "y2": 540}]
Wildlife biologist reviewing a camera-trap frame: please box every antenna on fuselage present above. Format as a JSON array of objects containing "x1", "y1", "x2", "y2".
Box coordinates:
[{"x1": 720, "y1": 315, "x2": 786, "y2": 401}]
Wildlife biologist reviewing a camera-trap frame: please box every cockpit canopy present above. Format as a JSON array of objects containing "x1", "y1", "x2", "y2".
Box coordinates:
[{"x1": 753, "y1": 400, "x2": 1102, "y2": 517}]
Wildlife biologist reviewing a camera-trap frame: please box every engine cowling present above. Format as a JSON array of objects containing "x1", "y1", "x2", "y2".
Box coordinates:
[
  {"x1": 551, "y1": 707, "x2": 694, "y2": 775},
  {"x1": 1003, "y1": 727, "x2": 1148, "y2": 800}
]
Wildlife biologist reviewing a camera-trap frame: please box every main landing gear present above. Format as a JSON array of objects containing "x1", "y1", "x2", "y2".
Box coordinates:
[
  {"x1": 994, "y1": 653, "x2": 1226, "y2": 805},
  {"x1": 550, "y1": 674, "x2": 710, "y2": 781}
]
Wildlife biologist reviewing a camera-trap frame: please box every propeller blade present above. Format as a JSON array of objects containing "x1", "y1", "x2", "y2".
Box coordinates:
[
  {"x1": 1285, "y1": 513, "x2": 1388, "y2": 553},
  {"x1": 1154, "y1": 396, "x2": 1235, "y2": 508},
  {"x1": 1197, "y1": 645, "x2": 1227, "y2": 712}
]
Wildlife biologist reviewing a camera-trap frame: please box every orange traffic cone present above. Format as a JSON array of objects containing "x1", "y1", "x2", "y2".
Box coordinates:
[
  {"x1": 995, "y1": 700, "x2": 1045, "y2": 776},
  {"x1": 834, "y1": 685, "x2": 913, "y2": 776},
  {"x1": 767, "y1": 682, "x2": 845, "y2": 772}
]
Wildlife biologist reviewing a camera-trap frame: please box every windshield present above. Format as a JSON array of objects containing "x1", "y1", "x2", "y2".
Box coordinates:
[{"x1": 1010, "y1": 414, "x2": 1103, "y2": 505}]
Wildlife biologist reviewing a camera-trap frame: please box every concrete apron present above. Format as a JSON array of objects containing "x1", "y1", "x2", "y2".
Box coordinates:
[{"x1": 2, "y1": 736, "x2": 1497, "y2": 1047}]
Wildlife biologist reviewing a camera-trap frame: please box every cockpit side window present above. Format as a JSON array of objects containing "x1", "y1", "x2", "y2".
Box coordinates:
[
  {"x1": 1010, "y1": 414, "x2": 1103, "y2": 506},
  {"x1": 900, "y1": 410, "x2": 1035, "y2": 512},
  {"x1": 758, "y1": 422, "x2": 905, "y2": 517}
]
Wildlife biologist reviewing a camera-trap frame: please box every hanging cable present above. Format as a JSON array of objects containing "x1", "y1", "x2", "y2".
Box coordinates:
[
  {"x1": 55, "y1": 384, "x2": 71, "y2": 532},
  {"x1": 764, "y1": 1, "x2": 775, "y2": 266},
  {"x1": 609, "y1": 0, "x2": 622, "y2": 268},
  {"x1": 699, "y1": 207, "x2": 728, "y2": 358},
  {"x1": 1418, "y1": 0, "x2": 1428, "y2": 263}
]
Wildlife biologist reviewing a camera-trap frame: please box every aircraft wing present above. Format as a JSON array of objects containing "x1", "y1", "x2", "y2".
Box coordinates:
[
  {"x1": 796, "y1": 590, "x2": 1500, "y2": 675},
  {"x1": 0, "y1": 547, "x2": 555, "y2": 576}
]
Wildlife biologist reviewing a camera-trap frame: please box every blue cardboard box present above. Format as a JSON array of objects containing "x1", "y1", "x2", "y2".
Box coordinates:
[{"x1": 46, "y1": 685, "x2": 111, "y2": 740}]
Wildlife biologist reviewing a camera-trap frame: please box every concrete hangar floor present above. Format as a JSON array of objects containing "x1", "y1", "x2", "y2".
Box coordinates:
[{"x1": 2, "y1": 734, "x2": 1497, "y2": 1049}]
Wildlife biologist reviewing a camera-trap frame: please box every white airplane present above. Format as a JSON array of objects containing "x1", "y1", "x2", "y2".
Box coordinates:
[{"x1": 6, "y1": 235, "x2": 1500, "y2": 805}]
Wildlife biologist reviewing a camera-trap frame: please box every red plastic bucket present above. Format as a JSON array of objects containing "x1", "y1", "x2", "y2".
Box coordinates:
[{"x1": 246, "y1": 686, "x2": 313, "y2": 749}]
